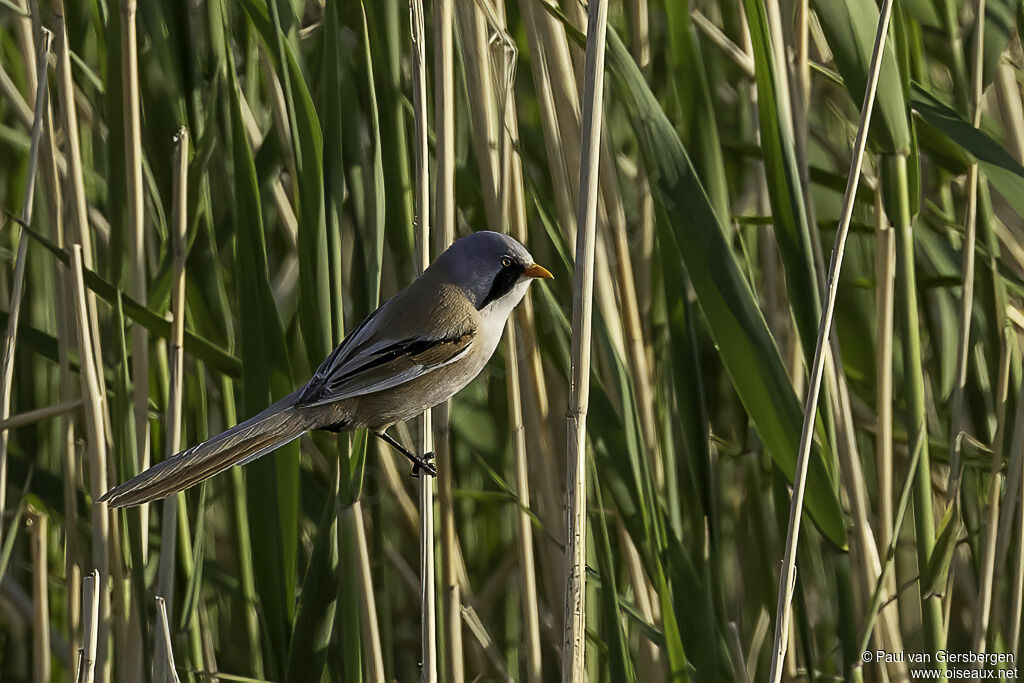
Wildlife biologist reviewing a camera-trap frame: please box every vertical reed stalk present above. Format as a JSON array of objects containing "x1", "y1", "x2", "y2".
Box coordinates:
[
  {"x1": 891, "y1": 149, "x2": 946, "y2": 673},
  {"x1": 70, "y1": 245, "x2": 111, "y2": 683},
  {"x1": 507, "y1": 321, "x2": 543, "y2": 683},
  {"x1": 78, "y1": 571, "x2": 100, "y2": 683},
  {"x1": 155, "y1": 127, "x2": 189, "y2": 683},
  {"x1": 873, "y1": 188, "x2": 900, "y2": 650},
  {"x1": 432, "y1": 0, "x2": 461, "y2": 679},
  {"x1": 972, "y1": 330, "x2": 1011, "y2": 657},
  {"x1": 947, "y1": 0, "x2": 987, "y2": 497},
  {"x1": 562, "y1": 0, "x2": 609, "y2": 680},
  {"x1": 496, "y1": 31, "x2": 544, "y2": 683},
  {"x1": 51, "y1": 0, "x2": 108, "y2": 436},
  {"x1": 410, "y1": 1, "x2": 436, "y2": 680},
  {"x1": 350, "y1": 500, "x2": 385, "y2": 682},
  {"x1": 38, "y1": 42, "x2": 81, "y2": 664},
  {"x1": 29, "y1": 506, "x2": 50, "y2": 683},
  {"x1": 0, "y1": 26, "x2": 49, "y2": 556},
  {"x1": 119, "y1": 0, "x2": 151, "y2": 564},
  {"x1": 1011, "y1": 404, "x2": 1024, "y2": 660},
  {"x1": 155, "y1": 598, "x2": 181, "y2": 683},
  {"x1": 767, "y1": 1, "x2": 895, "y2": 679}
]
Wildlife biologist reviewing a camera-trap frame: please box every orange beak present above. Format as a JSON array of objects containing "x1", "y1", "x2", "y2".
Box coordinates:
[{"x1": 523, "y1": 263, "x2": 554, "y2": 280}]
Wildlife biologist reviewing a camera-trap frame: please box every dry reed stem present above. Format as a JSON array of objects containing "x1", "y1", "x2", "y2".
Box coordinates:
[
  {"x1": 562, "y1": 0, "x2": 609, "y2": 679},
  {"x1": 0, "y1": 26, "x2": 50, "y2": 552},
  {"x1": 0, "y1": 59, "x2": 33, "y2": 126},
  {"x1": 726, "y1": 622, "x2": 751, "y2": 683},
  {"x1": 350, "y1": 500, "x2": 385, "y2": 682},
  {"x1": 51, "y1": 0, "x2": 108, "y2": 440},
  {"x1": 456, "y1": 0, "x2": 500, "y2": 225},
  {"x1": 519, "y1": 11, "x2": 629, "y2": 606},
  {"x1": 506, "y1": 321, "x2": 543, "y2": 683},
  {"x1": 77, "y1": 570, "x2": 100, "y2": 683},
  {"x1": 873, "y1": 188, "x2": 899, "y2": 652},
  {"x1": 410, "y1": 1, "x2": 436, "y2": 680},
  {"x1": 37, "y1": 49, "x2": 82, "y2": 662},
  {"x1": 464, "y1": 4, "x2": 544, "y2": 677},
  {"x1": 996, "y1": 62, "x2": 1024, "y2": 163},
  {"x1": 155, "y1": 597, "x2": 181, "y2": 683},
  {"x1": 154, "y1": 127, "x2": 189, "y2": 683},
  {"x1": 460, "y1": 603, "x2": 515, "y2": 682},
  {"x1": 70, "y1": 245, "x2": 111, "y2": 683},
  {"x1": 690, "y1": 10, "x2": 755, "y2": 78},
  {"x1": 29, "y1": 506, "x2": 50, "y2": 683},
  {"x1": 767, "y1": 0, "x2": 895, "y2": 679},
  {"x1": 120, "y1": 0, "x2": 152, "y2": 561},
  {"x1": 433, "y1": 0, "x2": 462, "y2": 678},
  {"x1": 0, "y1": 399, "x2": 82, "y2": 431}
]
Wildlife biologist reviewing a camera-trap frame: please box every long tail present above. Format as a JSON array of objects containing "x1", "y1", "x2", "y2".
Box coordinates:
[{"x1": 100, "y1": 391, "x2": 313, "y2": 508}]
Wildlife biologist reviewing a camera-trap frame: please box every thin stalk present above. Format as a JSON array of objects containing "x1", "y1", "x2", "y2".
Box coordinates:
[
  {"x1": 155, "y1": 127, "x2": 189, "y2": 683},
  {"x1": 455, "y1": 0, "x2": 500, "y2": 225},
  {"x1": 995, "y1": 62, "x2": 1024, "y2": 163},
  {"x1": 506, "y1": 321, "x2": 542, "y2": 683},
  {"x1": 51, "y1": 0, "x2": 108, "y2": 439},
  {"x1": 890, "y1": 151, "x2": 946, "y2": 672},
  {"x1": 38, "y1": 60, "x2": 80, "y2": 664},
  {"x1": 155, "y1": 598, "x2": 181, "y2": 683},
  {"x1": 499, "y1": 51, "x2": 544, "y2": 683},
  {"x1": 998, "y1": 350, "x2": 1024, "y2": 658},
  {"x1": 120, "y1": 0, "x2": 151, "y2": 561},
  {"x1": 626, "y1": 0, "x2": 656, "y2": 356},
  {"x1": 875, "y1": 189, "x2": 896, "y2": 555},
  {"x1": 1012, "y1": 404, "x2": 1024, "y2": 660},
  {"x1": 0, "y1": 27, "x2": 50, "y2": 551},
  {"x1": 767, "y1": 0, "x2": 895, "y2": 679},
  {"x1": 874, "y1": 189, "x2": 901, "y2": 661},
  {"x1": 433, "y1": 0, "x2": 461, "y2": 679},
  {"x1": 78, "y1": 570, "x2": 100, "y2": 683},
  {"x1": 410, "y1": 1, "x2": 436, "y2": 680},
  {"x1": 224, "y1": 378, "x2": 264, "y2": 678},
  {"x1": 29, "y1": 507, "x2": 50, "y2": 683},
  {"x1": 562, "y1": 0, "x2": 609, "y2": 680},
  {"x1": 350, "y1": 500, "x2": 385, "y2": 682},
  {"x1": 70, "y1": 245, "x2": 110, "y2": 683},
  {"x1": 855, "y1": 418, "x2": 926, "y2": 662},
  {"x1": 972, "y1": 331, "x2": 1012, "y2": 658},
  {"x1": 947, "y1": 0, "x2": 987, "y2": 498},
  {"x1": 0, "y1": 400, "x2": 82, "y2": 430}
]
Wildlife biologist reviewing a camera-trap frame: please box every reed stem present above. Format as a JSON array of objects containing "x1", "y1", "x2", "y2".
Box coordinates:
[
  {"x1": 768, "y1": 0, "x2": 895, "y2": 678},
  {"x1": 410, "y1": 1, "x2": 436, "y2": 680},
  {"x1": 562, "y1": 0, "x2": 609, "y2": 679}
]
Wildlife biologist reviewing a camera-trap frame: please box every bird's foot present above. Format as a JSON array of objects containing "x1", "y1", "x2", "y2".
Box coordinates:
[{"x1": 410, "y1": 451, "x2": 437, "y2": 478}]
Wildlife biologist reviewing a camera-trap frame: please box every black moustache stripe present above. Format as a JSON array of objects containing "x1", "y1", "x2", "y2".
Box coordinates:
[{"x1": 478, "y1": 263, "x2": 524, "y2": 309}]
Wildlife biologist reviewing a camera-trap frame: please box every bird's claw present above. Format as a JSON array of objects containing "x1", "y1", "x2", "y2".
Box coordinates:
[{"x1": 411, "y1": 452, "x2": 437, "y2": 478}]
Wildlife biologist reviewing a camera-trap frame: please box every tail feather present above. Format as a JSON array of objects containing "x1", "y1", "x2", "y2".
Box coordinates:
[{"x1": 100, "y1": 393, "x2": 311, "y2": 508}]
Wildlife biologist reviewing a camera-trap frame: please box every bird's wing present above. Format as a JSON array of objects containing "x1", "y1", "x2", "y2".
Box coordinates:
[{"x1": 296, "y1": 299, "x2": 477, "y2": 406}]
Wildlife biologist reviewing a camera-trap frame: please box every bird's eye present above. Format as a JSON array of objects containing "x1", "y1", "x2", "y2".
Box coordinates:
[{"x1": 500, "y1": 256, "x2": 513, "y2": 268}]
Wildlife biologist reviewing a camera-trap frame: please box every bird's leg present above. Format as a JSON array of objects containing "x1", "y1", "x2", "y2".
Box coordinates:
[{"x1": 371, "y1": 429, "x2": 437, "y2": 477}]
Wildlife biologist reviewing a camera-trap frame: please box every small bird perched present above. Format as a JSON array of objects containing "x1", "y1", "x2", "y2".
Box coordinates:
[{"x1": 101, "y1": 231, "x2": 552, "y2": 508}]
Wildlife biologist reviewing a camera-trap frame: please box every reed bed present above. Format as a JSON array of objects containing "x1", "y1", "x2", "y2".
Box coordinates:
[{"x1": 2, "y1": 0, "x2": 1024, "y2": 681}]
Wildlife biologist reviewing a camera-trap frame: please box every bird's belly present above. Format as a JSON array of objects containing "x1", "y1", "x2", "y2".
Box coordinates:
[{"x1": 349, "y1": 347, "x2": 493, "y2": 430}]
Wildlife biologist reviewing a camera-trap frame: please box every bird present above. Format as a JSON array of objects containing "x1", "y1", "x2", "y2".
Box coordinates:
[{"x1": 100, "y1": 231, "x2": 552, "y2": 508}]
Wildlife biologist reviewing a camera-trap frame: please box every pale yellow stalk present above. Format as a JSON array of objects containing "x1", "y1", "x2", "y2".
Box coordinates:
[{"x1": 562, "y1": 0, "x2": 609, "y2": 679}]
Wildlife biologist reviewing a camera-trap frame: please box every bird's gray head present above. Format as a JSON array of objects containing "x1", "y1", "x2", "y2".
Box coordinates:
[{"x1": 432, "y1": 231, "x2": 553, "y2": 312}]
